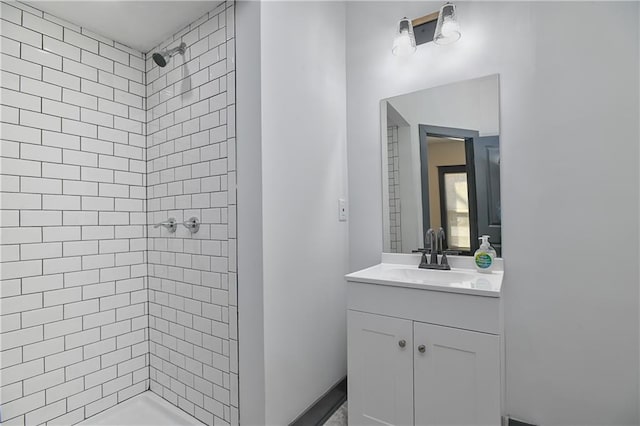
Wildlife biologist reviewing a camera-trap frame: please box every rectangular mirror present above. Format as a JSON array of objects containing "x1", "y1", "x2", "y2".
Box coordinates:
[{"x1": 381, "y1": 75, "x2": 501, "y2": 256}]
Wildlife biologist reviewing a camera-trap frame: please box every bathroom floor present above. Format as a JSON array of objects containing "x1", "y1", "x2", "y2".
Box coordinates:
[
  {"x1": 323, "y1": 402, "x2": 348, "y2": 426},
  {"x1": 78, "y1": 392, "x2": 203, "y2": 425}
]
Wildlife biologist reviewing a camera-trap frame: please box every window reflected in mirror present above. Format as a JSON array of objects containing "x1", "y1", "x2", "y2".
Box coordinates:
[{"x1": 440, "y1": 166, "x2": 470, "y2": 252}]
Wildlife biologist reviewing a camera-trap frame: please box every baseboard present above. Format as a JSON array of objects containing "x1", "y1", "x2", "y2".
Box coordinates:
[
  {"x1": 502, "y1": 415, "x2": 537, "y2": 426},
  {"x1": 289, "y1": 377, "x2": 347, "y2": 426}
]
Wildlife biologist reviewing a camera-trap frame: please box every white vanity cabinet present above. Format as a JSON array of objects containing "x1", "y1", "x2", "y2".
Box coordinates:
[
  {"x1": 413, "y1": 321, "x2": 500, "y2": 426},
  {"x1": 346, "y1": 259, "x2": 504, "y2": 426},
  {"x1": 348, "y1": 311, "x2": 415, "y2": 426}
]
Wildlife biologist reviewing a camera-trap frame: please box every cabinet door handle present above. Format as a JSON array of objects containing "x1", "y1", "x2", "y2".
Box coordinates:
[
  {"x1": 398, "y1": 339, "x2": 406, "y2": 348},
  {"x1": 418, "y1": 344, "x2": 426, "y2": 353}
]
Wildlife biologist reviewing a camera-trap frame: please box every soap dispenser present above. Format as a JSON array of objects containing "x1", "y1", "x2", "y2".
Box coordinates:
[{"x1": 474, "y1": 235, "x2": 496, "y2": 273}]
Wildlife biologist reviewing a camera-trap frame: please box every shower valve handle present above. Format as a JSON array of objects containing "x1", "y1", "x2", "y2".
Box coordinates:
[
  {"x1": 154, "y1": 218, "x2": 177, "y2": 233},
  {"x1": 183, "y1": 217, "x2": 200, "y2": 234}
]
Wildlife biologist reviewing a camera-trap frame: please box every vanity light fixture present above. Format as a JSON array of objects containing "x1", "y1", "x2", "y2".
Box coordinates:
[
  {"x1": 433, "y1": 3, "x2": 461, "y2": 45},
  {"x1": 392, "y1": 17, "x2": 417, "y2": 57},
  {"x1": 392, "y1": 2, "x2": 461, "y2": 55}
]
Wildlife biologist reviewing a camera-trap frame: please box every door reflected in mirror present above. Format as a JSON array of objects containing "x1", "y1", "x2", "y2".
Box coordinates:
[{"x1": 382, "y1": 75, "x2": 501, "y2": 256}]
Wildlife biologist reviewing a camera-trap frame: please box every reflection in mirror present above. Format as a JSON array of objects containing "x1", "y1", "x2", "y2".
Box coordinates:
[{"x1": 381, "y1": 75, "x2": 501, "y2": 256}]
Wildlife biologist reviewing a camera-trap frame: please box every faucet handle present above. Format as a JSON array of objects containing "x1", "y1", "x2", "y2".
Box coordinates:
[
  {"x1": 440, "y1": 250, "x2": 460, "y2": 268},
  {"x1": 154, "y1": 218, "x2": 177, "y2": 233},
  {"x1": 412, "y1": 248, "x2": 431, "y2": 268},
  {"x1": 411, "y1": 248, "x2": 431, "y2": 253}
]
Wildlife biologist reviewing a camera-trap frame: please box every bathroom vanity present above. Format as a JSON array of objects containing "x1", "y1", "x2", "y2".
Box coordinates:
[
  {"x1": 345, "y1": 253, "x2": 504, "y2": 426},
  {"x1": 349, "y1": 74, "x2": 505, "y2": 425}
]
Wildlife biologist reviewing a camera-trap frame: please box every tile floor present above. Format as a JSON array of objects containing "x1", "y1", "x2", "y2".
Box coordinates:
[{"x1": 323, "y1": 402, "x2": 347, "y2": 426}]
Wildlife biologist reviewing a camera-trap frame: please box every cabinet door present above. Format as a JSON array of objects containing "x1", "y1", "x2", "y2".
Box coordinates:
[
  {"x1": 413, "y1": 322, "x2": 500, "y2": 426},
  {"x1": 348, "y1": 311, "x2": 414, "y2": 426}
]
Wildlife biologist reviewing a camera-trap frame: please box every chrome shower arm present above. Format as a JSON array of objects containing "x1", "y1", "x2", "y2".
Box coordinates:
[{"x1": 167, "y1": 42, "x2": 186, "y2": 57}]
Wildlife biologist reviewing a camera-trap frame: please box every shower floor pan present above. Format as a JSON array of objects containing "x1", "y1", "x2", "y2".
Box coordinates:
[{"x1": 79, "y1": 391, "x2": 203, "y2": 426}]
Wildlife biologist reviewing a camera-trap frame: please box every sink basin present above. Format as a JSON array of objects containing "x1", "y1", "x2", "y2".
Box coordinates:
[
  {"x1": 345, "y1": 263, "x2": 503, "y2": 297},
  {"x1": 380, "y1": 268, "x2": 475, "y2": 285}
]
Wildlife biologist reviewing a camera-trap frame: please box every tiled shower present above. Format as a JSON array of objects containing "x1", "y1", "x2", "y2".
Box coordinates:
[{"x1": 0, "y1": 1, "x2": 238, "y2": 424}]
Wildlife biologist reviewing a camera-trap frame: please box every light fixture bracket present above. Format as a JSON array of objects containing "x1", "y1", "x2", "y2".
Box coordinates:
[{"x1": 411, "y1": 11, "x2": 440, "y2": 46}]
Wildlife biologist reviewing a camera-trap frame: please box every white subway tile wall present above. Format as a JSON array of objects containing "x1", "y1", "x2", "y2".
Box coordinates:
[
  {"x1": 145, "y1": 3, "x2": 237, "y2": 425},
  {"x1": 0, "y1": 2, "x2": 149, "y2": 424},
  {"x1": 0, "y1": 1, "x2": 237, "y2": 425}
]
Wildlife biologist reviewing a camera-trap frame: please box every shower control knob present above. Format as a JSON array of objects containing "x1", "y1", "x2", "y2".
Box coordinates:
[
  {"x1": 182, "y1": 217, "x2": 200, "y2": 234},
  {"x1": 418, "y1": 344, "x2": 426, "y2": 353},
  {"x1": 398, "y1": 339, "x2": 406, "y2": 348}
]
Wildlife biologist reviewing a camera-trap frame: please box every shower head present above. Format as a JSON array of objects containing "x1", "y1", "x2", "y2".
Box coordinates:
[{"x1": 152, "y1": 42, "x2": 186, "y2": 68}]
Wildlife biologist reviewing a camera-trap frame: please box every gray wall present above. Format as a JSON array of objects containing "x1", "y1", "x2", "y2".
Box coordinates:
[
  {"x1": 260, "y1": 2, "x2": 348, "y2": 424},
  {"x1": 236, "y1": 1, "x2": 349, "y2": 424},
  {"x1": 236, "y1": 1, "x2": 266, "y2": 425},
  {"x1": 346, "y1": 2, "x2": 639, "y2": 424}
]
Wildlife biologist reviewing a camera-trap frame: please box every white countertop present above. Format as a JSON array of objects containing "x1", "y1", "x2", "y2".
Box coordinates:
[{"x1": 345, "y1": 256, "x2": 503, "y2": 297}]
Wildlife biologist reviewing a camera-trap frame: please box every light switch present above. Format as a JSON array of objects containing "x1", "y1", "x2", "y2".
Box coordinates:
[{"x1": 338, "y1": 198, "x2": 347, "y2": 221}]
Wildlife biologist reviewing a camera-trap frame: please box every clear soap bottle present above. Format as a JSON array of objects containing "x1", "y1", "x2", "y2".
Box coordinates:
[{"x1": 474, "y1": 235, "x2": 496, "y2": 273}]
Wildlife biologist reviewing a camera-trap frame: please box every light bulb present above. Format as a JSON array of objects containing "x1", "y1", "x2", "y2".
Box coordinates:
[
  {"x1": 441, "y1": 20, "x2": 459, "y2": 38},
  {"x1": 434, "y1": 3, "x2": 461, "y2": 45},
  {"x1": 392, "y1": 18, "x2": 416, "y2": 57}
]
